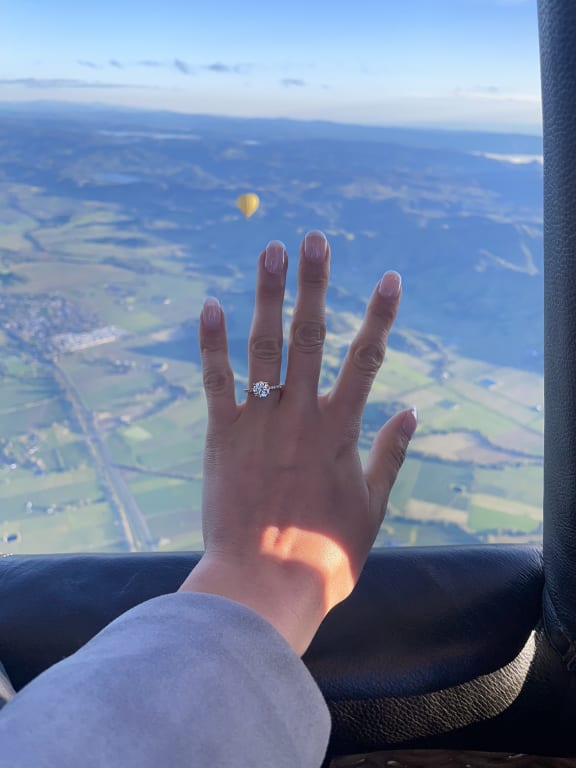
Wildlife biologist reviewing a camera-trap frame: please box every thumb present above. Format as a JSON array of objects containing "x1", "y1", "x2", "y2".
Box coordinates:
[{"x1": 364, "y1": 407, "x2": 418, "y2": 517}]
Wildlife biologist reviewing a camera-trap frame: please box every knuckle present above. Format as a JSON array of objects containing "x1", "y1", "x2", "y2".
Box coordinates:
[
  {"x1": 200, "y1": 337, "x2": 222, "y2": 354},
  {"x1": 388, "y1": 439, "x2": 408, "y2": 475},
  {"x1": 203, "y1": 367, "x2": 232, "y2": 395},
  {"x1": 373, "y1": 300, "x2": 397, "y2": 326},
  {"x1": 249, "y1": 334, "x2": 283, "y2": 362},
  {"x1": 301, "y1": 268, "x2": 328, "y2": 288},
  {"x1": 292, "y1": 320, "x2": 326, "y2": 353},
  {"x1": 259, "y1": 279, "x2": 284, "y2": 301},
  {"x1": 336, "y1": 420, "x2": 362, "y2": 453},
  {"x1": 351, "y1": 340, "x2": 385, "y2": 375}
]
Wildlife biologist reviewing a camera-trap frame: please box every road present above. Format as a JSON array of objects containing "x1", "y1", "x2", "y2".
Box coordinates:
[{"x1": 52, "y1": 361, "x2": 154, "y2": 551}]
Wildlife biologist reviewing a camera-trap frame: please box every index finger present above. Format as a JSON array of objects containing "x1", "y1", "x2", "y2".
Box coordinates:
[
  {"x1": 199, "y1": 297, "x2": 238, "y2": 429},
  {"x1": 326, "y1": 270, "x2": 401, "y2": 429}
]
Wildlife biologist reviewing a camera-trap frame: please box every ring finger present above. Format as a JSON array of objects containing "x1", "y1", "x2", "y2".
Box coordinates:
[{"x1": 246, "y1": 240, "x2": 287, "y2": 404}]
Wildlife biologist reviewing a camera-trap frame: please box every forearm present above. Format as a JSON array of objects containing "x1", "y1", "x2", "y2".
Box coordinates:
[{"x1": 0, "y1": 593, "x2": 331, "y2": 768}]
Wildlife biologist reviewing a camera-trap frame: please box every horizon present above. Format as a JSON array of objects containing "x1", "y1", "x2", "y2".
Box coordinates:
[
  {"x1": 1, "y1": 0, "x2": 542, "y2": 134},
  {"x1": 0, "y1": 100, "x2": 544, "y2": 139}
]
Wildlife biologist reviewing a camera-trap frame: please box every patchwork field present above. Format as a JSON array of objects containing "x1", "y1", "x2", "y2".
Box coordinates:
[{"x1": 0, "y1": 159, "x2": 544, "y2": 553}]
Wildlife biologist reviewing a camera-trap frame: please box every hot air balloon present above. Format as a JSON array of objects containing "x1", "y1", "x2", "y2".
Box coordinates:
[{"x1": 236, "y1": 193, "x2": 260, "y2": 219}]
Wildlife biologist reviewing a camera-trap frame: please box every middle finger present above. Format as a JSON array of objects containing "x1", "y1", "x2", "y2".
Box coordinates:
[{"x1": 284, "y1": 230, "x2": 331, "y2": 405}]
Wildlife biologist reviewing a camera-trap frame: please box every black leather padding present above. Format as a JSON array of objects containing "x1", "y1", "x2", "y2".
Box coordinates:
[
  {"x1": 539, "y1": 0, "x2": 576, "y2": 668},
  {"x1": 0, "y1": 547, "x2": 542, "y2": 696},
  {"x1": 0, "y1": 552, "x2": 196, "y2": 690},
  {"x1": 4, "y1": 547, "x2": 576, "y2": 758},
  {"x1": 1, "y1": 544, "x2": 561, "y2": 759},
  {"x1": 306, "y1": 546, "x2": 542, "y2": 700}
]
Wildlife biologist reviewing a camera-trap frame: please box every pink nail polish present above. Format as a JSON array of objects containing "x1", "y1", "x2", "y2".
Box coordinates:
[
  {"x1": 265, "y1": 241, "x2": 286, "y2": 274},
  {"x1": 203, "y1": 297, "x2": 221, "y2": 329},
  {"x1": 304, "y1": 231, "x2": 328, "y2": 262},
  {"x1": 402, "y1": 407, "x2": 418, "y2": 438},
  {"x1": 378, "y1": 271, "x2": 402, "y2": 298}
]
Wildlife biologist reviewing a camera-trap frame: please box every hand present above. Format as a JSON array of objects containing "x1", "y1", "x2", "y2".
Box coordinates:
[{"x1": 179, "y1": 231, "x2": 417, "y2": 655}]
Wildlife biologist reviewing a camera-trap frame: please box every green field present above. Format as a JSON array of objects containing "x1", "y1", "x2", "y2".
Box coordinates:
[
  {"x1": 0, "y1": 466, "x2": 103, "y2": 512},
  {"x1": 412, "y1": 461, "x2": 472, "y2": 508},
  {"x1": 127, "y1": 474, "x2": 202, "y2": 542},
  {"x1": 104, "y1": 396, "x2": 206, "y2": 471},
  {"x1": 1, "y1": 501, "x2": 125, "y2": 554},
  {"x1": 60, "y1": 357, "x2": 163, "y2": 413},
  {"x1": 468, "y1": 505, "x2": 540, "y2": 534},
  {"x1": 473, "y1": 465, "x2": 543, "y2": 507},
  {"x1": 0, "y1": 370, "x2": 68, "y2": 438},
  {"x1": 0, "y1": 463, "x2": 123, "y2": 554}
]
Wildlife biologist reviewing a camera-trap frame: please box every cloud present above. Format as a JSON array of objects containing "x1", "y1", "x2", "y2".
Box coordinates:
[
  {"x1": 72, "y1": 58, "x2": 250, "y2": 76},
  {"x1": 203, "y1": 62, "x2": 249, "y2": 74},
  {"x1": 453, "y1": 86, "x2": 540, "y2": 104},
  {"x1": 0, "y1": 78, "x2": 136, "y2": 89},
  {"x1": 204, "y1": 62, "x2": 232, "y2": 73},
  {"x1": 280, "y1": 78, "x2": 306, "y2": 88},
  {"x1": 72, "y1": 58, "x2": 254, "y2": 76},
  {"x1": 473, "y1": 85, "x2": 500, "y2": 94},
  {"x1": 173, "y1": 58, "x2": 192, "y2": 75},
  {"x1": 454, "y1": 86, "x2": 501, "y2": 97}
]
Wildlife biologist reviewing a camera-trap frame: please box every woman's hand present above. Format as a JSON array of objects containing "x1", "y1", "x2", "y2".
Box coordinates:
[{"x1": 179, "y1": 231, "x2": 417, "y2": 655}]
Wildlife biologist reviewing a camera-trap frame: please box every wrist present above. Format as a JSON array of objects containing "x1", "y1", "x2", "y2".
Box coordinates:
[{"x1": 178, "y1": 553, "x2": 326, "y2": 656}]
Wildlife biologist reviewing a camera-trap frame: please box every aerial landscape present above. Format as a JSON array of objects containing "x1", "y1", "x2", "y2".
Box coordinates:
[{"x1": 0, "y1": 104, "x2": 544, "y2": 553}]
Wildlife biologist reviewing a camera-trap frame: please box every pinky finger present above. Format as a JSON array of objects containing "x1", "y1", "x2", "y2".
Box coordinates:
[
  {"x1": 199, "y1": 297, "x2": 238, "y2": 428},
  {"x1": 364, "y1": 408, "x2": 417, "y2": 522}
]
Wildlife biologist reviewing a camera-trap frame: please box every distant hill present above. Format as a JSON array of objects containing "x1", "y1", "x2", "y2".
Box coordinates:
[{"x1": 0, "y1": 100, "x2": 542, "y2": 153}]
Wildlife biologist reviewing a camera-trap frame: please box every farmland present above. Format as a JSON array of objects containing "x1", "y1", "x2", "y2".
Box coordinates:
[{"x1": 0, "y1": 111, "x2": 544, "y2": 553}]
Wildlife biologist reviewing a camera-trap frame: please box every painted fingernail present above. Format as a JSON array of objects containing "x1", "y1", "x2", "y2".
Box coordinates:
[
  {"x1": 304, "y1": 230, "x2": 328, "y2": 263},
  {"x1": 265, "y1": 240, "x2": 286, "y2": 274},
  {"x1": 202, "y1": 297, "x2": 221, "y2": 329},
  {"x1": 402, "y1": 407, "x2": 418, "y2": 439},
  {"x1": 378, "y1": 270, "x2": 402, "y2": 298}
]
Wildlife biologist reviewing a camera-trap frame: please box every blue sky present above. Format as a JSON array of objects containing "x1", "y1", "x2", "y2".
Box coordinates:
[{"x1": 1, "y1": 0, "x2": 541, "y2": 132}]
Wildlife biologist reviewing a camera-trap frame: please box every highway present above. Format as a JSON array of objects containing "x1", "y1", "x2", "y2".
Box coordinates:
[{"x1": 52, "y1": 361, "x2": 154, "y2": 552}]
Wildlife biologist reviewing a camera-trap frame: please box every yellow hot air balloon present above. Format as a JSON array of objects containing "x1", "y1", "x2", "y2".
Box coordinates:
[{"x1": 236, "y1": 193, "x2": 260, "y2": 219}]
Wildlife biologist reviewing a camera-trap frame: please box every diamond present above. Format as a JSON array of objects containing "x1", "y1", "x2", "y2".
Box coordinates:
[{"x1": 252, "y1": 381, "x2": 270, "y2": 398}]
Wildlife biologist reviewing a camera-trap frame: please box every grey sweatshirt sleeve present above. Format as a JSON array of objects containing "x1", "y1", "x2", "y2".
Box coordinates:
[{"x1": 0, "y1": 593, "x2": 331, "y2": 768}]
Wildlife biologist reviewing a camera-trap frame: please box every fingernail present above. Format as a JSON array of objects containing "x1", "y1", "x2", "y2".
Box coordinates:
[
  {"x1": 402, "y1": 407, "x2": 418, "y2": 438},
  {"x1": 265, "y1": 240, "x2": 286, "y2": 274},
  {"x1": 202, "y1": 297, "x2": 221, "y2": 329},
  {"x1": 378, "y1": 270, "x2": 402, "y2": 298},
  {"x1": 304, "y1": 230, "x2": 328, "y2": 263}
]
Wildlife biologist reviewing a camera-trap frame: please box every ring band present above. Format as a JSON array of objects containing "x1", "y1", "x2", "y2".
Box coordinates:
[{"x1": 244, "y1": 381, "x2": 284, "y2": 399}]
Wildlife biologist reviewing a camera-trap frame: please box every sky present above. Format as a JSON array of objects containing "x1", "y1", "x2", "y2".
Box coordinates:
[{"x1": 0, "y1": 0, "x2": 542, "y2": 133}]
